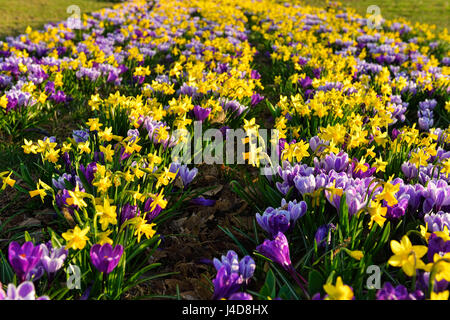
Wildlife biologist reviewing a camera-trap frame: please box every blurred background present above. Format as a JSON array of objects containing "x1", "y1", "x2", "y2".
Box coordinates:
[{"x1": 1, "y1": 0, "x2": 449, "y2": 38}]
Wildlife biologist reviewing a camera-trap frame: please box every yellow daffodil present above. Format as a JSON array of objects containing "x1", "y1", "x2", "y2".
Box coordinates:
[
  {"x1": 388, "y1": 235, "x2": 428, "y2": 277},
  {"x1": 323, "y1": 276, "x2": 354, "y2": 300},
  {"x1": 62, "y1": 225, "x2": 90, "y2": 250}
]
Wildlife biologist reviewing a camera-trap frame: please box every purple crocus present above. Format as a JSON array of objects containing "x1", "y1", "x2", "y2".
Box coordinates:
[
  {"x1": 294, "y1": 174, "x2": 316, "y2": 195},
  {"x1": 193, "y1": 105, "x2": 211, "y2": 122},
  {"x1": 213, "y1": 250, "x2": 255, "y2": 283},
  {"x1": 90, "y1": 243, "x2": 124, "y2": 274},
  {"x1": 250, "y1": 70, "x2": 261, "y2": 79},
  {"x1": 143, "y1": 198, "x2": 163, "y2": 222},
  {"x1": 120, "y1": 203, "x2": 140, "y2": 225},
  {"x1": 401, "y1": 162, "x2": 418, "y2": 179},
  {"x1": 212, "y1": 266, "x2": 243, "y2": 300},
  {"x1": 427, "y1": 234, "x2": 450, "y2": 263},
  {"x1": 190, "y1": 197, "x2": 216, "y2": 206},
  {"x1": 8, "y1": 241, "x2": 43, "y2": 282},
  {"x1": 79, "y1": 162, "x2": 97, "y2": 185},
  {"x1": 228, "y1": 292, "x2": 253, "y2": 300},
  {"x1": 299, "y1": 75, "x2": 312, "y2": 88},
  {"x1": 256, "y1": 232, "x2": 292, "y2": 271},
  {"x1": 256, "y1": 199, "x2": 307, "y2": 237},
  {"x1": 376, "y1": 282, "x2": 425, "y2": 300},
  {"x1": 0, "y1": 281, "x2": 49, "y2": 300},
  {"x1": 315, "y1": 223, "x2": 335, "y2": 248},
  {"x1": 72, "y1": 129, "x2": 89, "y2": 143},
  {"x1": 179, "y1": 165, "x2": 198, "y2": 187},
  {"x1": 39, "y1": 242, "x2": 68, "y2": 277},
  {"x1": 424, "y1": 211, "x2": 450, "y2": 232},
  {"x1": 251, "y1": 93, "x2": 264, "y2": 106}
]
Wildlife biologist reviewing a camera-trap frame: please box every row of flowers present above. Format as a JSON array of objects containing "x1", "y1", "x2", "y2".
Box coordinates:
[
  {"x1": 0, "y1": 0, "x2": 263, "y2": 299},
  {"x1": 208, "y1": 0, "x2": 450, "y2": 300}
]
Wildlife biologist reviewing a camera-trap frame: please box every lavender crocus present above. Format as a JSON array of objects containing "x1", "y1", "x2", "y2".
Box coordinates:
[
  {"x1": 39, "y1": 242, "x2": 67, "y2": 277},
  {"x1": 256, "y1": 199, "x2": 307, "y2": 237},
  {"x1": 213, "y1": 250, "x2": 255, "y2": 283},
  {"x1": 72, "y1": 129, "x2": 89, "y2": 143},
  {"x1": 294, "y1": 174, "x2": 316, "y2": 195},
  {"x1": 8, "y1": 241, "x2": 43, "y2": 282},
  {"x1": 424, "y1": 211, "x2": 450, "y2": 233},
  {"x1": 90, "y1": 243, "x2": 124, "y2": 274},
  {"x1": 0, "y1": 281, "x2": 49, "y2": 300},
  {"x1": 179, "y1": 165, "x2": 198, "y2": 187}
]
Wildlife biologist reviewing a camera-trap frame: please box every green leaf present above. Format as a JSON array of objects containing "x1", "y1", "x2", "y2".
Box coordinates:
[
  {"x1": 24, "y1": 231, "x2": 32, "y2": 242},
  {"x1": 259, "y1": 269, "x2": 276, "y2": 298},
  {"x1": 308, "y1": 270, "x2": 325, "y2": 295},
  {"x1": 339, "y1": 193, "x2": 349, "y2": 236},
  {"x1": 0, "y1": 251, "x2": 14, "y2": 284},
  {"x1": 278, "y1": 285, "x2": 295, "y2": 300}
]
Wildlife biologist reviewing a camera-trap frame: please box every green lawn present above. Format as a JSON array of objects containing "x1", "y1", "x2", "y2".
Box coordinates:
[
  {"x1": 0, "y1": 0, "x2": 117, "y2": 37},
  {"x1": 300, "y1": 0, "x2": 450, "y2": 30},
  {"x1": 1, "y1": 0, "x2": 449, "y2": 38}
]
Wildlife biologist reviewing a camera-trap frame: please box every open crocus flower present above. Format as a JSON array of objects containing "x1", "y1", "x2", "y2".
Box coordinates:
[
  {"x1": 0, "y1": 281, "x2": 49, "y2": 300},
  {"x1": 39, "y1": 242, "x2": 68, "y2": 277},
  {"x1": 8, "y1": 241, "x2": 43, "y2": 282},
  {"x1": 90, "y1": 243, "x2": 124, "y2": 274}
]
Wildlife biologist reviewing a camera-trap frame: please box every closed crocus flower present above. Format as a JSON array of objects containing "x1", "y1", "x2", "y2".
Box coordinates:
[
  {"x1": 72, "y1": 129, "x2": 89, "y2": 143},
  {"x1": 282, "y1": 198, "x2": 307, "y2": 221},
  {"x1": 315, "y1": 223, "x2": 335, "y2": 248},
  {"x1": 8, "y1": 241, "x2": 43, "y2": 282},
  {"x1": 120, "y1": 203, "x2": 139, "y2": 225},
  {"x1": 256, "y1": 211, "x2": 291, "y2": 237},
  {"x1": 251, "y1": 93, "x2": 264, "y2": 106},
  {"x1": 424, "y1": 211, "x2": 450, "y2": 233},
  {"x1": 193, "y1": 105, "x2": 211, "y2": 122},
  {"x1": 238, "y1": 256, "x2": 256, "y2": 283},
  {"x1": 294, "y1": 174, "x2": 316, "y2": 195},
  {"x1": 190, "y1": 197, "x2": 216, "y2": 206},
  {"x1": 213, "y1": 250, "x2": 240, "y2": 274},
  {"x1": 90, "y1": 243, "x2": 124, "y2": 274},
  {"x1": 401, "y1": 162, "x2": 418, "y2": 179},
  {"x1": 212, "y1": 266, "x2": 243, "y2": 300},
  {"x1": 256, "y1": 232, "x2": 292, "y2": 271}
]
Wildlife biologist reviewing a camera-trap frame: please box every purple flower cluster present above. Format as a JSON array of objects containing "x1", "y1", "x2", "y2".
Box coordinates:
[
  {"x1": 256, "y1": 198, "x2": 307, "y2": 238},
  {"x1": 8, "y1": 241, "x2": 67, "y2": 282},
  {"x1": 211, "y1": 250, "x2": 255, "y2": 300},
  {"x1": 376, "y1": 282, "x2": 425, "y2": 300},
  {"x1": 418, "y1": 99, "x2": 437, "y2": 131}
]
